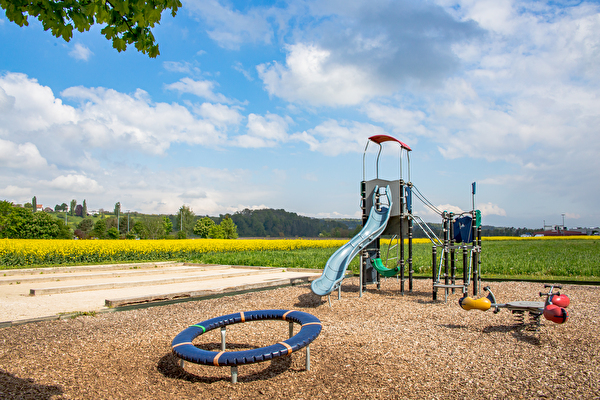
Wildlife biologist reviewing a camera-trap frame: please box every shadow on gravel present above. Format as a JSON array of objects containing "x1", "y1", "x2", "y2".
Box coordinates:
[
  {"x1": 441, "y1": 323, "x2": 468, "y2": 329},
  {"x1": 0, "y1": 369, "x2": 63, "y2": 400},
  {"x1": 157, "y1": 352, "x2": 293, "y2": 383},
  {"x1": 482, "y1": 325, "x2": 542, "y2": 345},
  {"x1": 294, "y1": 292, "x2": 324, "y2": 308}
]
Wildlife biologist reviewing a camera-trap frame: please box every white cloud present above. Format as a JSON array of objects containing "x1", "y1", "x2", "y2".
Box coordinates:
[
  {"x1": 184, "y1": 0, "x2": 273, "y2": 49},
  {"x1": 0, "y1": 72, "x2": 77, "y2": 132},
  {"x1": 233, "y1": 61, "x2": 253, "y2": 81},
  {"x1": 362, "y1": 103, "x2": 428, "y2": 137},
  {"x1": 293, "y1": 119, "x2": 385, "y2": 156},
  {"x1": 45, "y1": 174, "x2": 104, "y2": 193},
  {"x1": 196, "y1": 102, "x2": 243, "y2": 128},
  {"x1": 258, "y1": 43, "x2": 388, "y2": 106},
  {"x1": 69, "y1": 43, "x2": 93, "y2": 61},
  {"x1": 163, "y1": 61, "x2": 201, "y2": 75},
  {"x1": 61, "y1": 85, "x2": 227, "y2": 154},
  {"x1": 165, "y1": 77, "x2": 231, "y2": 103},
  {"x1": 1, "y1": 185, "x2": 31, "y2": 199},
  {"x1": 0, "y1": 138, "x2": 48, "y2": 169},
  {"x1": 252, "y1": 0, "x2": 483, "y2": 107},
  {"x1": 233, "y1": 113, "x2": 292, "y2": 148},
  {"x1": 478, "y1": 202, "x2": 507, "y2": 217}
]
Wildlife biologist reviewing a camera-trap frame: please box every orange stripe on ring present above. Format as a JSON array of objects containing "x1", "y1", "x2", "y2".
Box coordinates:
[
  {"x1": 282, "y1": 310, "x2": 294, "y2": 320},
  {"x1": 240, "y1": 311, "x2": 245, "y2": 322},
  {"x1": 301, "y1": 322, "x2": 322, "y2": 327},
  {"x1": 278, "y1": 341, "x2": 293, "y2": 355},
  {"x1": 172, "y1": 341, "x2": 193, "y2": 349},
  {"x1": 213, "y1": 351, "x2": 225, "y2": 366}
]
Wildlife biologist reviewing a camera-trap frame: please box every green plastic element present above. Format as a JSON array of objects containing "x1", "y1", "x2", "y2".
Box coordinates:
[
  {"x1": 191, "y1": 325, "x2": 206, "y2": 333},
  {"x1": 372, "y1": 258, "x2": 401, "y2": 277},
  {"x1": 475, "y1": 210, "x2": 481, "y2": 227}
]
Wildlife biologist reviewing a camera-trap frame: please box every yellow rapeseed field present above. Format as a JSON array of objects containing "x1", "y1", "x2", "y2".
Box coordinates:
[{"x1": 0, "y1": 238, "x2": 347, "y2": 268}]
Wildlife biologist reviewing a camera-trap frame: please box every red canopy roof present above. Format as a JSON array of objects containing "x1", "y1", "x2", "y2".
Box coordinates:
[{"x1": 368, "y1": 135, "x2": 412, "y2": 151}]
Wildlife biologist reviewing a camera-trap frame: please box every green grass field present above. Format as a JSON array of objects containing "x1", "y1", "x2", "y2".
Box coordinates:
[{"x1": 191, "y1": 239, "x2": 600, "y2": 282}]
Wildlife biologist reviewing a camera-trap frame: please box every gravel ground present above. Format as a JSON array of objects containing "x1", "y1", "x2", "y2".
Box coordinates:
[{"x1": 1, "y1": 278, "x2": 598, "y2": 400}]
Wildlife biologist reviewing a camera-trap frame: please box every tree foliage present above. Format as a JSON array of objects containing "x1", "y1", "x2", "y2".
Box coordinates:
[
  {"x1": 1, "y1": 0, "x2": 181, "y2": 57},
  {"x1": 141, "y1": 215, "x2": 165, "y2": 239},
  {"x1": 229, "y1": 208, "x2": 350, "y2": 238},
  {"x1": 220, "y1": 215, "x2": 238, "y2": 239},
  {"x1": 92, "y1": 218, "x2": 106, "y2": 238},
  {"x1": 193, "y1": 216, "x2": 215, "y2": 238},
  {"x1": 176, "y1": 205, "x2": 195, "y2": 236},
  {"x1": 0, "y1": 200, "x2": 71, "y2": 238}
]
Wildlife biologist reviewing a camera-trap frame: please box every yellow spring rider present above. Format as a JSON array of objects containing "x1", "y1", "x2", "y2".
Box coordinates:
[{"x1": 459, "y1": 284, "x2": 569, "y2": 328}]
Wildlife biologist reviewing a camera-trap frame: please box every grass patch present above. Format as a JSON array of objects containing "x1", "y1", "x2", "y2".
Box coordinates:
[{"x1": 190, "y1": 239, "x2": 600, "y2": 281}]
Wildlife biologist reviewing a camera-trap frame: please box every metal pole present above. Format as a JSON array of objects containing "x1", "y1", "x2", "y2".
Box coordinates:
[
  {"x1": 360, "y1": 181, "x2": 367, "y2": 297},
  {"x1": 432, "y1": 246, "x2": 437, "y2": 301},
  {"x1": 478, "y1": 225, "x2": 482, "y2": 282},
  {"x1": 449, "y1": 213, "x2": 456, "y2": 294},
  {"x1": 289, "y1": 322, "x2": 293, "y2": 338},
  {"x1": 221, "y1": 326, "x2": 226, "y2": 351},
  {"x1": 472, "y1": 214, "x2": 479, "y2": 295},
  {"x1": 408, "y1": 214, "x2": 413, "y2": 292},
  {"x1": 306, "y1": 345, "x2": 311, "y2": 371},
  {"x1": 231, "y1": 366, "x2": 238, "y2": 383},
  {"x1": 399, "y1": 179, "x2": 405, "y2": 294},
  {"x1": 463, "y1": 246, "x2": 470, "y2": 295},
  {"x1": 443, "y1": 213, "x2": 449, "y2": 292}
]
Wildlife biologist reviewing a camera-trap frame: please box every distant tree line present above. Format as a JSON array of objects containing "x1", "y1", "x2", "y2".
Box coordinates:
[
  {"x1": 228, "y1": 208, "x2": 352, "y2": 238},
  {"x1": 2, "y1": 196, "x2": 542, "y2": 240}
]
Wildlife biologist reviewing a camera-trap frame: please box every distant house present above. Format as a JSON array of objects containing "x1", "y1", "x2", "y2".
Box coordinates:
[
  {"x1": 36, "y1": 204, "x2": 43, "y2": 212},
  {"x1": 43, "y1": 207, "x2": 53, "y2": 212}
]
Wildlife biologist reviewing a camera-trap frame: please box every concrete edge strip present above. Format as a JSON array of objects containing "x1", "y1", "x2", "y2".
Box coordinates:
[
  {"x1": 29, "y1": 268, "x2": 288, "y2": 295},
  {"x1": 0, "y1": 276, "x2": 318, "y2": 329}
]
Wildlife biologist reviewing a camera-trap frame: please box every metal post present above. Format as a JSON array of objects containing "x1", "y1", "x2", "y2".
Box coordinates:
[
  {"x1": 179, "y1": 358, "x2": 185, "y2": 368},
  {"x1": 443, "y1": 213, "x2": 449, "y2": 301},
  {"x1": 306, "y1": 345, "x2": 311, "y2": 371},
  {"x1": 478, "y1": 225, "x2": 482, "y2": 291},
  {"x1": 221, "y1": 326, "x2": 226, "y2": 351},
  {"x1": 375, "y1": 189, "x2": 381, "y2": 291},
  {"x1": 463, "y1": 246, "x2": 469, "y2": 295},
  {"x1": 432, "y1": 246, "x2": 437, "y2": 301},
  {"x1": 400, "y1": 179, "x2": 405, "y2": 294},
  {"x1": 449, "y1": 213, "x2": 456, "y2": 294},
  {"x1": 360, "y1": 181, "x2": 367, "y2": 297},
  {"x1": 231, "y1": 366, "x2": 238, "y2": 384},
  {"x1": 472, "y1": 214, "x2": 478, "y2": 295},
  {"x1": 407, "y1": 183, "x2": 414, "y2": 292},
  {"x1": 408, "y1": 214, "x2": 413, "y2": 292},
  {"x1": 289, "y1": 321, "x2": 294, "y2": 338}
]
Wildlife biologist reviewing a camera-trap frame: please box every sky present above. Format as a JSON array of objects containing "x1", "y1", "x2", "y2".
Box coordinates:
[{"x1": 1, "y1": 0, "x2": 599, "y2": 229}]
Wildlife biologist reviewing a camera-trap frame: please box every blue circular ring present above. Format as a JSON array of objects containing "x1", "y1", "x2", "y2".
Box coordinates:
[{"x1": 171, "y1": 309, "x2": 322, "y2": 366}]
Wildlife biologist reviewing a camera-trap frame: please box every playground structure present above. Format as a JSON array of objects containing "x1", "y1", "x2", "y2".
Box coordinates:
[
  {"x1": 459, "y1": 284, "x2": 570, "y2": 329},
  {"x1": 311, "y1": 134, "x2": 482, "y2": 302},
  {"x1": 171, "y1": 309, "x2": 322, "y2": 383}
]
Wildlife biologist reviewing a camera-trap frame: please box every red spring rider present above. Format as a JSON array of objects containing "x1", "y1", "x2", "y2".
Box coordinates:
[{"x1": 459, "y1": 284, "x2": 569, "y2": 328}]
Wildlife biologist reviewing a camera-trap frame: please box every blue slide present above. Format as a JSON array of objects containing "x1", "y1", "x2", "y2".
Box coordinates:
[{"x1": 311, "y1": 186, "x2": 392, "y2": 296}]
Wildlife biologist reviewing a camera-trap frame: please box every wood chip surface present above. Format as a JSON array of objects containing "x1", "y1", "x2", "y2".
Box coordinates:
[{"x1": 1, "y1": 278, "x2": 598, "y2": 399}]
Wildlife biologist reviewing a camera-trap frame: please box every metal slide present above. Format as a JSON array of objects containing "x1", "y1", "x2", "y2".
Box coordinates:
[{"x1": 311, "y1": 186, "x2": 392, "y2": 297}]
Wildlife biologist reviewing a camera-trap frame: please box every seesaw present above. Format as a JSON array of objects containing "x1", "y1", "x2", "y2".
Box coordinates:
[{"x1": 459, "y1": 284, "x2": 569, "y2": 329}]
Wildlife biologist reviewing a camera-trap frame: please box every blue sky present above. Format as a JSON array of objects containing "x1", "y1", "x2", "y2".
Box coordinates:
[{"x1": 1, "y1": 0, "x2": 599, "y2": 229}]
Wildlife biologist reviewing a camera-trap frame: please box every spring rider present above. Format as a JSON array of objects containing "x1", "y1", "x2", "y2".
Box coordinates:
[{"x1": 459, "y1": 284, "x2": 569, "y2": 329}]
